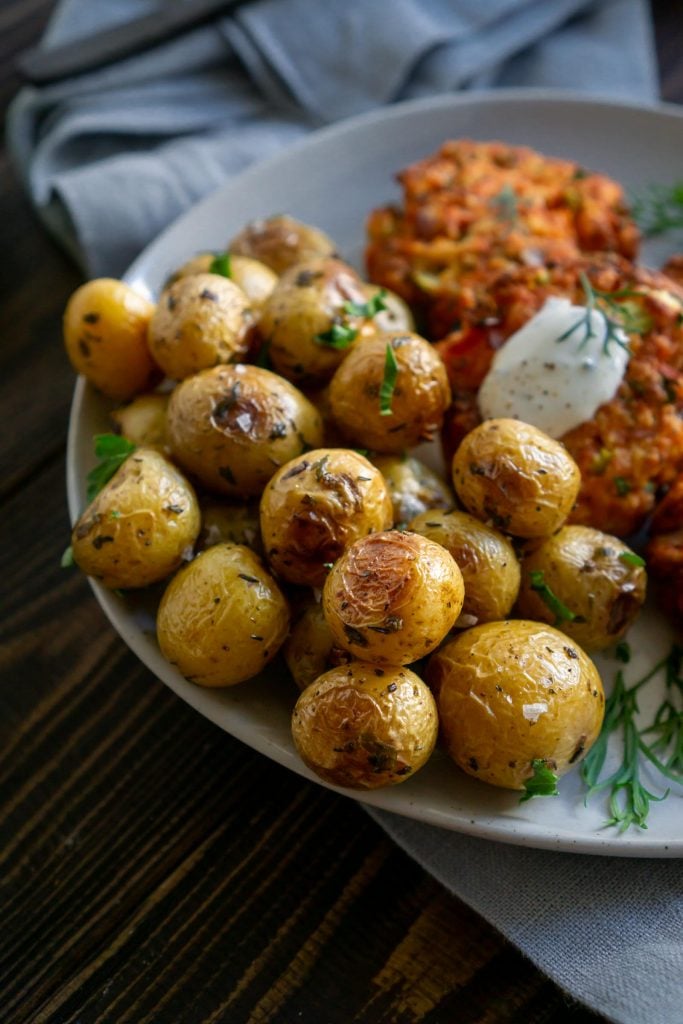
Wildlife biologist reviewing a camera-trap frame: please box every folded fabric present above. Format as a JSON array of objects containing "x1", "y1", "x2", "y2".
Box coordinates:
[{"x1": 8, "y1": 0, "x2": 657, "y2": 276}]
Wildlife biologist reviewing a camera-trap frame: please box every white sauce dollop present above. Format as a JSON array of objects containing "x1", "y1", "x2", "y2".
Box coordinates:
[{"x1": 477, "y1": 297, "x2": 630, "y2": 438}]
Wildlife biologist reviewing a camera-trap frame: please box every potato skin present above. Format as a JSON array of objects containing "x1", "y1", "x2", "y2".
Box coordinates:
[
  {"x1": 452, "y1": 418, "x2": 581, "y2": 538},
  {"x1": 329, "y1": 332, "x2": 451, "y2": 454},
  {"x1": 63, "y1": 278, "x2": 158, "y2": 400},
  {"x1": 71, "y1": 447, "x2": 200, "y2": 589},
  {"x1": 157, "y1": 544, "x2": 290, "y2": 687},
  {"x1": 148, "y1": 273, "x2": 254, "y2": 379},
  {"x1": 229, "y1": 214, "x2": 337, "y2": 274},
  {"x1": 323, "y1": 531, "x2": 464, "y2": 665},
  {"x1": 110, "y1": 393, "x2": 169, "y2": 450},
  {"x1": 291, "y1": 662, "x2": 438, "y2": 789},
  {"x1": 167, "y1": 364, "x2": 323, "y2": 497},
  {"x1": 409, "y1": 509, "x2": 520, "y2": 623},
  {"x1": 516, "y1": 525, "x2": 647, "y2": 649},
  {"x1": 372, "y1": 454, "x2": 454, "y2": 527},
  {"x1": 259, "y1": 257, "x2": 374, "y2": 385},
  {"x1": 284, "y1": 601, "x2": 350, "y2": 690},
  {"x1": 427, "y1": 620, "x2": 604, "y2": 790},
  {"x1": 260, "y1": 448, "x2": 393, "y2": 587},
  {"x1": 165, "y1": 253, "x2": 277, "y2": 310}
]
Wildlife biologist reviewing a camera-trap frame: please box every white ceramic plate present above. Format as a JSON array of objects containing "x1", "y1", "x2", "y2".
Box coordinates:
[{"x1": 67, "y1": 90, "x2": 683, "y2": 857}]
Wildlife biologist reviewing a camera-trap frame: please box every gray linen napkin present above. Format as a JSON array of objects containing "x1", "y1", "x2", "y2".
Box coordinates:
[{"x1": 8, "y1": 3, "x2": 682, "y2": 1023}]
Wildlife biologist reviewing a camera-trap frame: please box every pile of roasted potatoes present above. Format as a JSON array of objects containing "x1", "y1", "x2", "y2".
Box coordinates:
[{"x1": 64, "y1": 214, "x2": 648, "y2": 795}]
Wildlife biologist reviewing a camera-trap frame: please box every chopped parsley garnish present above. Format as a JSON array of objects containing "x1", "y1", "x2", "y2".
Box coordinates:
[
  {"x1": 529, "y1": 569, "x2": 577, "y2": 626},
  {"x1": 343, "y1": 289, "x2": 388, "y2": 318},
  {"x1": 379, "y1": 343, "x2": 399, "y2": 416},
  {"x1": 315, "y1": 322, "x2": 358, "y2": 349},
  {"x1": 618, "y1": 551, "x2": 645, "y2": 568},
  {"x1": 520, "y1": 759, "x2": 559, "y2": 802},
  {"x1": 209, "y1": 252, "x2": 232, "y2": 277},
  {"x1": 86, "y1": 434, "x2": 136, "y2": 502},
  {"x1": 631, "y1": 181, "x2": 683, "y2": 237}
]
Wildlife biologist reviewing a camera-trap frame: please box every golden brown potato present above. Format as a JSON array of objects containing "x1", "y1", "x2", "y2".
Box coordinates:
[
  {"x1": 148, "y1": 273, "x2": 254, "y2": 379},
  {"x1": 259, "y1": 257, "x2": 376, "y2": 385},
  {"x1": 164, "y1": 252, "x2": 277, "y2": 311},
  {"x1": 323, "y1": 531, "x2": 464, "y2": 665},
  {"x1": 409, "y1": 509, "x2": 520, "y2": 623},
  {"x1": 260, "y1": 448, "x2": 393, "y2": 587},
  {"x1": 156, "y1": 543, "x2": 289, "y2": 687},
  {"x1": 229, "y1": 214, "x2": 337, "y2": 274},
  {"x1": 63, "y1": 278, "x2": 158, "y2": 401},
  {"x1": 452, "y1": 418, "x2": 581, "y2": 538},
  {"x1": 110, "y1": 393, "x2": 169, "y2": 450},
  {"x1": 166, "y1": 364, "x2": 323, "y2": 497},
  {"x1": 427, "y1": 620, "x2": 604, "y2": 791},
  {"x1": 371, "y1": 454, "x2": 454, "y2": 526},
  {"x1": 291, "y1": 662, "x2": 438, "y2": 789},
  {"x1": 71, "y1": 447, "x2": 200, "y2": 589},
  {"x1": 196, "y1": 498, "x2": 263, "y2": 555},
  {"x1": 516, "y1": 525, "x2": 647, "y2": 649},
  {"x1": 329, "y1": 332, "x2": 451, "y2": 454},
  {"x1": 284, "y1": 601, "x2": 350, "y2": 690}
]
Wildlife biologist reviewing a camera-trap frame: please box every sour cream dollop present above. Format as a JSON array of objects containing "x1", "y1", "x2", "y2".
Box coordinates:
[{"x1": 477, "y1": 297, "x2": 630, "y2": 438}]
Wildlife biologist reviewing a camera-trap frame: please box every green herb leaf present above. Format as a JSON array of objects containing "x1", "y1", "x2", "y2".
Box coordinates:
[
  {"x1": 86, "y1": 434, "x2": 136, "y2": 502},
  {"x1": 631, "y1": 181, "x2": 683, "y2": 237},
  {"x1": 379, "y1": 343, "x2": 399, "y2": 416},
  {"x1": 614, "y1": 476, "x2": 632, "y2": 497},
  {"x1": 315, "y1": 322, "x2": 358, "y2": 349},
  {"x1": 343, "y1": 289, "x2": 388, "y2": 318},
  {"x1": 61, "y1": 544, "x2": 74, "y2": 568},
  {"x1": 209, "y1": 252, "x2": 231, "y2": 277},
  {"x1": 618, "y1": 551, "x2": 645, "y2": 568},
  {"x1": 529, "y1": 569, "x2": 577, "y2": 626},
  {"x1": 520, "y1": 760, "x2": 559, "y2": 802},
  {"x1": 557, "y1": 272, "x2": 645, "y2": 357}
]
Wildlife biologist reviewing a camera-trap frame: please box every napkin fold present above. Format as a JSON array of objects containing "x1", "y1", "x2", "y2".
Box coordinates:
[
  {"x1": 8, "y1": 0, "x2": 657, "y2": 276},
  {"x1": 8, "y1": 3, "x2": 681, "y2": 1023}
]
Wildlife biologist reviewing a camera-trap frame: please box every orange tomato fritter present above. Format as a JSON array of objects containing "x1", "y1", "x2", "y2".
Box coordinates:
[
  {"x1": 438, "y1": 255, "x2": 683, "y2": 538},
  {"x1": 646, "y1": 476, "x2": 683, "y2": 624},
  {"x1": 366, "y1": 139, "x2": 639, "y2": 340}
]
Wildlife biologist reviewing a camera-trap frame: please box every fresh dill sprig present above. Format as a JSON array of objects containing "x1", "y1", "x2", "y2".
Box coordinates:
[
  {"x1": 631, "y1": 181, "x2": 683, "y2": 237},
  {"x1": 556, "y1": 272, "x2": 646, "y2": 357}
]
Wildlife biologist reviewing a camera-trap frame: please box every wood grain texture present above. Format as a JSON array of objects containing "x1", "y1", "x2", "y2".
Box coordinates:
[{"x1": 0, "y1": 3, "x2": 679, "y2": 1022}]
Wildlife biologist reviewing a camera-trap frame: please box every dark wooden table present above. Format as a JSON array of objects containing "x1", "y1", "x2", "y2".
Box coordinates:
[{"x1": 1, "y1": 4, "x2": 681, "y2": 1022}]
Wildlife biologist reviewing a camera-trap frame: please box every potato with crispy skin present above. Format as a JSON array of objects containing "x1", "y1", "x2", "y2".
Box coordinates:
[
  {"x1": 111, "y1": 393, "x2": 169, "y2": 450},
  {"x1": 329, "y1": 332, "x2": 451, "y2": 454},
  {"x1": 148, "y1": 273, "x2": 255, "y2": 379},
  {"x1": 284, "y1": 601, "x2": 350, "y2": 691},
  {"x1": 260, "y1": 448, "x2": 392, "y2": 587},
  {"x1": 229, "y1": 214, "x2": 337, "y2": 274},
  {"x1": 164, "y1": 252, "x2": 278, "y2": 311},
  {"x1": 71, "y1": 447, "x2": 200, "y2": 589},
  {"x1": 291, "y1": 662, "x2": 438, "y2": 789},
  {"x1": 452, "y1": 418, "x2": 580, "y2": 538},
  {"x1": 427, "y1": 620, "x2": 604, "y2": 790},
  {"x1": 409, "y1": 508, "x2": 520, "y2": 623},
  {"x1": 167, "y1": 364, "x2": 323, "y2": 497},
  {"x1": 157, "y1": 543, "x2": 289, "y2": 687},
  {"x1": 371, "y1": 454, "x2": 453, "y2": 526},
  {"x1": 323, "y1": 531, "x2": 464, "y2": 665},
  {"x1": 63, "y1": 278, "x2": 158, "y2": 400},
  {"x1": 516, "y1": 526, "x2": 647, "y2": 650}
]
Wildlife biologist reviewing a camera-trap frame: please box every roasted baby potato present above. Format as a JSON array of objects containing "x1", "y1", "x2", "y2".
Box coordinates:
[
  {"x1": 196, "y1": 498, "x2": 263, "y2": 555},
  {"x1": 452, "y1": 418, "x2": 581, "y2": 538},
  {"x1": 156, "y1": 543, "x2": 290, "y2": 687},
  {"x1": 260, "y1": 448, "x2": 393, "y2": 587},
  {"x1": 409, "y1": 508, "x2": 520, "y2": 623},
  {"x1": 329, "y1": 332, "x2": 451, "y2": 453},
  {"x1": 110, "y1": 393, "x2": 169, "y2": 450},
  {"x1": 229, "y1": 214, "x2": 337, "y2": 274},
  {"x1": 259, "y1": 257, "x2": 375, "y2": 385},
  {"x1": 164, "y1": 252, "x2": 277, "y2": 311},
  {"x1": 323, "y1": 531, "x2": 464, "y2": 665},
  {"x1": 427, "y1": 620, "x2": 604, "y2": 791},
  {"x1": 371, "y1": 454, "x2": 454, "y2": 526},
  {"x1": 284, "y1": 601, "x2": 350, "y2": 690},
  {"x1": 291, "y1": 662, "x2": 438, "y2": 789},
  {"x1": 367, "y1": 286, "x2": 415, "y2": 334},
  {"x1": 516, "y1": 525, "x2": 647, "y2": 649},
  {"x1": 63, "y1": 278, "x2": 158, "y2": 401},
  {"x1": 166, "y1": 364, "x2": 323, "y2": 497},
  {"x1": 148, "y1": 273, "x2": 254, "y2": 380},
  {"x1": 71, "y1": 447, "x2": 200, "y2": 589}
]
